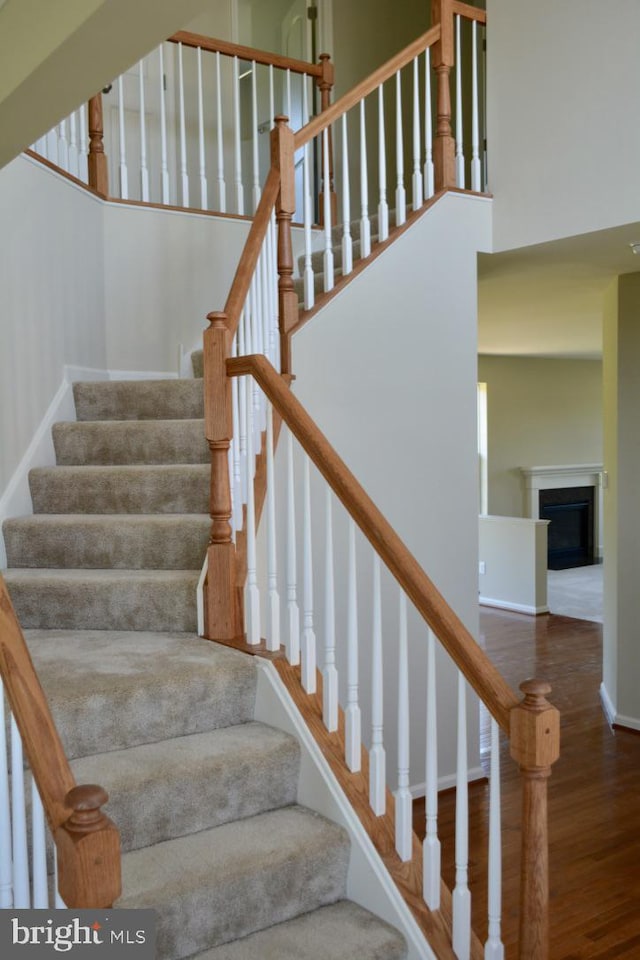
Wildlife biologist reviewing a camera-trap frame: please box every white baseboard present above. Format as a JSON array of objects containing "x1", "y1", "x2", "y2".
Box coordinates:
[
  {"x1": 479, "y1": 596, "x2": 549, "y2": 616},
  {"x1": 614, "y1": 713, "x2": 640, "y2": 733},
  {"x1": 410, "y1": 765, "x2": 485, "y2": 800},
  {"x1": 599, "y1": 682, "x2": 616, "y2": 727},
  {"x1": 254, "y1": 660, "x2": 436, "y2": 960}
]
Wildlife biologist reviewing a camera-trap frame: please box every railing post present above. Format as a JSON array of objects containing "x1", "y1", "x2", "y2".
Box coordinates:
[
  {"x1": 316, "y1": 54, "x2": 337, "y2": 226},
  {"x1": 203, "y1": 311, "x2": 239, "y2": 641},
  {"x1": 509, "y1": 679, "x2": 560, "y2": 960},
  {"x1": 87, "y1": 93, "x2": 109, "y2": 197},
  {"x1": 55, "y1": 785, "x2": 121, "y2": 908},
  {"x1": 430, "y1": 0, "x2": 456, "y2": 190},
  {"x1": 271, "y1": 117, "x2": 297, "y2": 377}
]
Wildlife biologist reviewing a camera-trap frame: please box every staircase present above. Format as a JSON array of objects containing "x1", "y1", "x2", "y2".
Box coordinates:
[{"x1": 1, "y1": 374, "x2": 407, "y2": 959}]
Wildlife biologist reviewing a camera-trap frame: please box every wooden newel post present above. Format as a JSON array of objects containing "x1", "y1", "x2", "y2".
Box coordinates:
[
  {"x1": 271, "y1": 117, "x2": 298, "y2": 377},
  {"x1": 203, "y1": 311, "x2": 239, "y2": 640},
  {"x1": 316, "y1": 54, "x2": 337, "y2": 226},
  {"x1": 87, "y1": 94, "x2": 109, "y2": 197},
  {"x1": 430, "y1": 0, "x2": 456, "y2": 191},
  {"x1": 55, "y1": 784, "x2": 121, "y2": 907},
  {"x1": 510, "y1": 679, "x2": 560, "y2": 960}
]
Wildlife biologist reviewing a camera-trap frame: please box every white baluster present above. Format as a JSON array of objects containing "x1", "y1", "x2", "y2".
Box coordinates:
[
  {"x1": 322, "y1": 487, "x2": 338, "y2": 731},
  {"x1": 78, "y1": 104, "x2": 88, "y2": 183},
  {"x1": 302, "y1": 80, "x2": 314, "y2": 311},
  {"x1": 53, "y1": 846, "x2": 65, "y2": 909},
  {"x1": 178, "y1": 42, "x2": 189, "y2": 206},
  {"x1": 159, "y1": 45, "x2": 170, "y2": 204},
  {"x1": 251, "y1": 63, "x2": 260, "y2": 210},
  {"x1": 267, "y1": 213, "x2": 279, "y2": 367},
  {"x1": 453, "y1": 671, "x2": 471, "y2": 960},
  {"x1": 266, "y1": 402, "x2": 280, "y2": 652},
  {"x1": 35, "y1": 133, "x2": 48, "y2": 160},
  {"x1": 231, "y1": 337, "x2": 243, "y2": 533},
  {"x1": 301, "y1": 454, "x2": 317, "y2": 693},
  {"x1": 395, "y1": 71, "x2": 406, "y2": 226},
  {"x1": 68, "y1": 110, "x2": 79, "y2": 178},
  {"x1": 31, "y1": 781, "x2": 48, "y2": 907},
  {"x1": 245, "y1": 378, "x2": 260, "y2": 645},
  {"x1": 345, "y1": 519, "x2": 361, "y2": 771},
  {"x1": 233, "y1": 56, "x2": 244, "y2": 215},
  {"x1": 46, "y1": 127, "x2": 58, "y2": 165},
  {"x1": 411, "y1": 57, "x2": 423, "y2": 211},
  {"x1": 341, "y1": 113, "x2": 353, "y2": 275},
  {"x1": 286, "y1": 430, "x2": 301, "y2": 665},
  {"x1": 197, "y1": 46, "x2": 208, "y2": 209},
  {"x1": 485, "y1": 718, "x2": 505, "y2": 959},
  {"x1": 57, "y1": 118, "x2": 69, "y2": 172},
  {"x1": 370, "y1": 554, "x2": 385, "y2": 816},
  {"x1": 455, "y1": 16, "x2": 465, "y2": 189},
  {"x1": 377, "y1": 85, "x2": 389, "y2": 242},
  {"x1": 117, "y1": 75, "x2": 129, "y2": 199},
  {"x1": 215, "y1": 52, "x2": 226, "y2": 212},
  {"x1": 269, "y1": 65, "x2": 275, "y2": 129},
  {"x1": 139, "y1": 60, "x2": 150, "y2": 202},
  {"x1": 0, "y1": 683, "x2": 13, "y2": 907},
  {"x1": 424, "y1": 48, "x2": 435, "y2": 199},
  {"x1": 238, "y1": 311, "x2": 248, "y2": 504},
  {"x1": 359, "y1": 99, "x2": 371, "y2": 257},
  {"x1": 286, "y1": 69, "x2": 292, "y2": 124},
  {"x1": 471, "y1": 21, "x2": 481, "y2": 192},
  {"x1": 423, "y1": 628, "x2": 441, "y2": 909},
  {"x1": 10, "y1": 716, "x2": 29, "y2": 907},
  {"x1": 322, "y1": 128, "x2": 334, "y2": 292},
  {"x1": 395, "y1": 590, "x2": 412, "y2": 860}
]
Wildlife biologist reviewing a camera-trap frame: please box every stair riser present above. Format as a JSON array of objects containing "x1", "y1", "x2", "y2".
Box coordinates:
[
  {"x1": 52, "y1": 421, "x2": 210, "y2": 466},
  {"x1": 29, "y1": 467, "x2": 210, "y2": 514},
  {"x1": 3, "y1": 517, "x2": 210, "y2": 570},
  {"x1": 73, "y1": 380, "x2": 204, "y2": 422}
]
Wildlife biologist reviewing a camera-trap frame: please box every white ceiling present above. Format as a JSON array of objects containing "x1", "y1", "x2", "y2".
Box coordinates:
[{"x1": 478, "y1": 220, "x2": 640, "y2": 357}]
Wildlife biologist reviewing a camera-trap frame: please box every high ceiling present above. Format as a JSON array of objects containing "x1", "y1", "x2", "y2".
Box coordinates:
[{"x1": 478, "y1": 220, "x2": 640, "y2": 358}]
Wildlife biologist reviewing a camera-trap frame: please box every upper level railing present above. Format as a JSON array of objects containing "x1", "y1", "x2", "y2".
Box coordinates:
[
  {"x1": 0, "y1": 576, "x2": 120, "y2": 909},
  {"x1": 200, "y1": 3, "x2": 560, "y2": 959}
]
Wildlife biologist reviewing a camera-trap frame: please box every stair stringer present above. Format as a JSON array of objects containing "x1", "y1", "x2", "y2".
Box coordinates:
[{"x1": 254, "y1": 658, "x2": 437, "y2": 960}]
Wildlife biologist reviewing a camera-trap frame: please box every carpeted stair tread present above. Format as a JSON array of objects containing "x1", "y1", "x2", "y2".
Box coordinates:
[
  {"x1": 3, "y1": 514, "x2": 210, "y2": 569},
  {"x1": 52, "y1": 419, "x2": 209, "y2": 465},
  {"x1": 118, "y1": 805, "x2": 350, "y2": 960},
  {"x1": 294, "y1": 266, "x2": 344, "y2": 304},
  {"x1": 5, "y1": 569, "x2": 199, "y2": 632},
  {"x1": 298, "y1": 236, "x2": 375, "y2": 277},
  {"x1": 73, "y1": 379, "x2": 204, "y2": 421},
  {"x1": 71, "y1": 723, "x2": 300, "y2": 851},
  {"x1": 26, "y1": 630, "x2": 256, "y2": 758},
  {"x1": 190, "y1": 901, "x2": 407, "y2": 960},
  {"x1": 29, "y1": 465, "x2": 210, "y2": 514}
]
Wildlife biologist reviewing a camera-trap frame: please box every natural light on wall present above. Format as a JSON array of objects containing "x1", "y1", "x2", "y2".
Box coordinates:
[{"x1": 478, "y1": 382, "x2": 488, "y2": 515}]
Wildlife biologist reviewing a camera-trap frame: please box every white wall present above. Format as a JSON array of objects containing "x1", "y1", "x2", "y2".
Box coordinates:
[
  {"x1": 479, "y1": 516, "x2": 548, "y2": 615},
  {"x1": 487, "y1": 0, "x2": 640, "y2": 251},
  {"x1": 478, "y1": 356, "x2": 603, "y2": 518},
  {"x1": 288, "y1": 192, "x2": 492, "y2": 786}
]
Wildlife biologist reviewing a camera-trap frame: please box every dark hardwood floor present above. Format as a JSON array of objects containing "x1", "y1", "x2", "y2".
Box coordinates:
[{"x1": 413, "y1": 608, "x2": 640, "y2": 959}]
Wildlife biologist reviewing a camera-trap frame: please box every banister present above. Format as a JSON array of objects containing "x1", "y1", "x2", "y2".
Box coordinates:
[
  {"x1": 170, "y1": 30, "x2": 324, "y2": 78},
  {"x1": 452, "y1": 1, "x2": 487, "y2": 24},
  {"x1": 226, "y1": 354, "x2": 519, "y2": 731},
  {"x1": 0, "y1": 576, "x2": 121, "y2": 907},
  {"x1": 294, "y1": 25, "x2": 441, "y2": 150}
]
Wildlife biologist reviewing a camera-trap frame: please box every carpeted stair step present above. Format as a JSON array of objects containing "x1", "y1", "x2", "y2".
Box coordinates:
[
  {"x1": 190, "y1": 900, "x2": 408, "y2": 960},
  {"x1": 71, "y1": 723, "x2": 300, "y2": 851},
  {"x1": 3, "y1": 515, "x2": 210, "y2": 569},
  {"x1": 73, "y1": 380, "x2": 204, "y2": 421},
  {"x1": 28, "y1": 465, "x2": 210, "y2": 514},
  {"x1": 117, "y1": 805, "x2": 350, "y2": 960},
  {"x1": 28, "y1": 630, "x2": 256, "y2": 758},
  {"x1": 52, "y1": 420, "x2": 209, "y2": 465},
  {"x1": 297, "y1": 236, "x2": 375, "y2": 277},
  {"x1": 294, "y1": 266, "x2": 344, "y2": 305},
  {"x1": 5, "y1": 569, "x2": 199, "y2": 632}
]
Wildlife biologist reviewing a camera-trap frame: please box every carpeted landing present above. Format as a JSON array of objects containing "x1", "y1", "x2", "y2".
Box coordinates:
[{"x1": 2, "y1": 375, "x2": 407, "y2": 960}]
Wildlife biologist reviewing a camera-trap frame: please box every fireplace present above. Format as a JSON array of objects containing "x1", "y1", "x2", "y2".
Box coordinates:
[{"x1": 539, "y1": 486, "x2": 595, "y2": 569}]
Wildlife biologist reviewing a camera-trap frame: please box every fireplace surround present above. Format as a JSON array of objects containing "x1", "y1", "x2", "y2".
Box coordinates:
[{"x1": 520, "y1": 464, "x2": 603, "y2": 566}]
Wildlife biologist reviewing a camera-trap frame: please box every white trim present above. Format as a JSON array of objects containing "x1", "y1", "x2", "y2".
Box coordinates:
[
  {"x1": 479, "y1": 596, "x2": 549, "y2": 616},
  {"x1": 614, "y1": 713, "x2": 640, "y2": 733},
  {"x1": 107, "y1": 368, "x2": 177, "y2": 381},
  {"x1": 254, "y1": 659, "x2": 436, "y2": 960},
  {"x1": 410, "y1": 765, "x2": 485, "y2": 800},
  {"x1": 599, "y1": 682, "x2": 616, "y2": 728},
  {"x1": 197, "y1": 554, "x2": 208, "y2": 637}
]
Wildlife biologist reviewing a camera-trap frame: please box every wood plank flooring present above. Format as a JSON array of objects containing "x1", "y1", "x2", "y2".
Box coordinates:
[{"x1": 413, "y1": 608, "x2": 640, "y2": 959}]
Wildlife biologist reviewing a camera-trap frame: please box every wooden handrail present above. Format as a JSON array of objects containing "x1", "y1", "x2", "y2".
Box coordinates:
[
  {"x1": 294, "y1": 25, "x2": 441, "y2": 150},
  {"x1": 0, "y1": 576, "x2": 121, "y2": 907},
  {"x1": 452, "y1": 1, "x2": 487, "y2": 24},
  {"x1": 170, "y1": 31, "x2": 324, "y2": 78},
  {"x1": 226, "y1": 354, "x2": 519, "y2": 731}
]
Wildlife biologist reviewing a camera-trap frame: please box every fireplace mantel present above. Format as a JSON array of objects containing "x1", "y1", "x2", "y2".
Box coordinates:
[{"x1": 520, "y1": 463, "x2": 604, "y2": 558}]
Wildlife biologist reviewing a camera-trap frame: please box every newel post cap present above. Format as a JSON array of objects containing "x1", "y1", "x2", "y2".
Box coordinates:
[{"x1": 509, "y1": 678, "x2": 560, "y2": 770}]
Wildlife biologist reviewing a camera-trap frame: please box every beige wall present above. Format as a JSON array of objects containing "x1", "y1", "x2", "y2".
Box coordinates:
[
  {"x1": 487, "y1": 0, "x2": 640, "y2": 251},
  {"x1": 478, "y1": 356, "x2": 603, "y2": 518}
]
